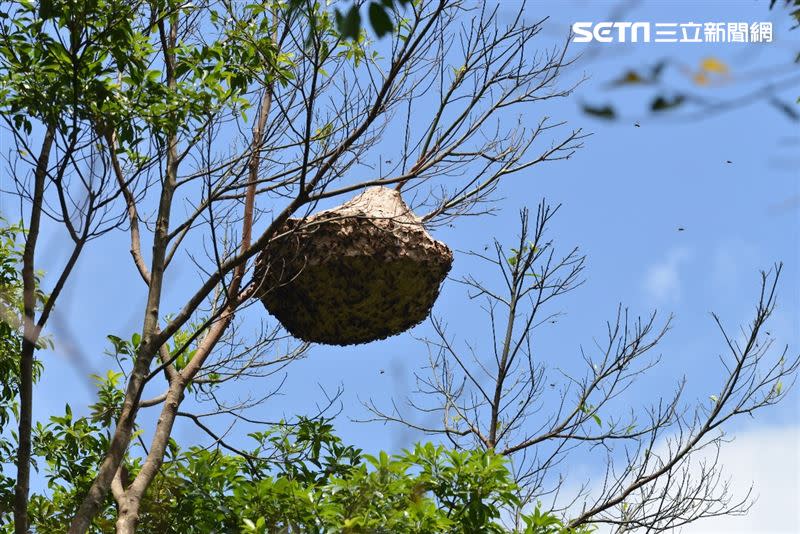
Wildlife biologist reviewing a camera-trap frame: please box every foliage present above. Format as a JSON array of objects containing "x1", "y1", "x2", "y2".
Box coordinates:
[
  {"x1": 289, "y1": 0, "x2": 413, "y2": 40},
  {"x1": 0, "y1": 221, "x2": 24, "y2": 517},
  {"x1": 0, "y1": 221, "x2": 24, "y2": 421},
  {"x1": 0, "y1": 221, "x2": 49, "y2": 519},
  {"x1": 20, "y1": 391, "x2": 588, "y2": 533},
  {"x1": 0, "y1": 0, "x2": 298, "y2": 153}
]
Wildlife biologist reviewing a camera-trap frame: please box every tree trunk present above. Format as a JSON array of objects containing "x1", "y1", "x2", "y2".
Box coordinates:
[
  {"x1": 114, "y1": 495, "x2": 140, "y2": 534},
  {"x1": 14, "y1": 124, "x2": 56, "y2": 534}
]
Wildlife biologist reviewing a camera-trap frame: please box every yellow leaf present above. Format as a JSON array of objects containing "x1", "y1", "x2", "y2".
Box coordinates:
[
  {"x1": 693, "y1": 72, "x2": 709, "y2": 86},
  {"x1": 623, "y1": 70, "x2": 643, "y2": 83},
  {"x1": 609, "y1": 70, "x2": 645, "y2": 87},
  {"x1": 700, "y1": 57, "x2": 729, "y2": 74}
]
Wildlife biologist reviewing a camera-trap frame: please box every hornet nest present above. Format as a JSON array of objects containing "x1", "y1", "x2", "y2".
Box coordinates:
[{"x1": 253, "y1": 186, "x2": 453, "y2": 345}]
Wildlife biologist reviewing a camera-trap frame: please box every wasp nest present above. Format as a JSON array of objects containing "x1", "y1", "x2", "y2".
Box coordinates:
[{"x1": 253, "y1": 187, "x2": 453, "y2": 346}]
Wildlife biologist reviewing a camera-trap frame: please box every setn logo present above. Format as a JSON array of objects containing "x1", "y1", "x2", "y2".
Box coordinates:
[
  {"x1": 572, "y1": 21, "x2": 773, "y2": 44},
  {"x1": 572, "y1": 22, "x2": 651, "y2": 43}
]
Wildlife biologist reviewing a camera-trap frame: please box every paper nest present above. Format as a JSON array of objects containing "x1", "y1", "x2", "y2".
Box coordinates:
[{"x1": 253, "y1": 187, "x2": 453, "y2": 345}]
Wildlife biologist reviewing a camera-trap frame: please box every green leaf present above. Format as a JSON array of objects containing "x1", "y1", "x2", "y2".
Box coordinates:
[
  {"x1": 368, "y1": 2, "x2": 393, "y2": 37},
  {"x1": 651, "y1": 94, "x2": 686, "y2": 112},
  {"x1": 38, "y1": 0, "x2": 57, "y2": 20},
  {"x1": 582, "y1": 103, "x2": 616, "y2": 120},
  {"x1": 336, "y1": 5, "x2": 362, "y2": 40}
]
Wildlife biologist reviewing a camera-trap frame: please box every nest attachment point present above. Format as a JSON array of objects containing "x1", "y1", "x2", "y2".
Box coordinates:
[{"x1": 254, "y1": 187, "x2": 453, "y2": 346}]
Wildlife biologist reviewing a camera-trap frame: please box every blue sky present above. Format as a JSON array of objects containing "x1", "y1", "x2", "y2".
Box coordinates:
[{"x1": 2, "y1": 0, "x2": 799, "y2": 531}]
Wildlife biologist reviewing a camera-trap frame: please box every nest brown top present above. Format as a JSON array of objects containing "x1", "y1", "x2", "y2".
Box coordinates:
[{"x1": 316, "y1": 186, "x2": 422, "y2": 223}]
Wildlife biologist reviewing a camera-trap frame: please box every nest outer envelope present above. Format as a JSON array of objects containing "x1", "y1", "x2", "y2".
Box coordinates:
[{"x1": 254, "y1": 187, "x2": 453, "y2": 346}]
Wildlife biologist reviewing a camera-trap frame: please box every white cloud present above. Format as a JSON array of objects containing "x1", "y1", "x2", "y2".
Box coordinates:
[
  {"x1": 681, "y1": 424, "x2": 800, "y2": 534},
  {"x1": 643, "y1": 248, "x2": 690, "y2": 302},
  {"x1": 558, "y1": 424, "x2": 800, "y2": 533}
]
